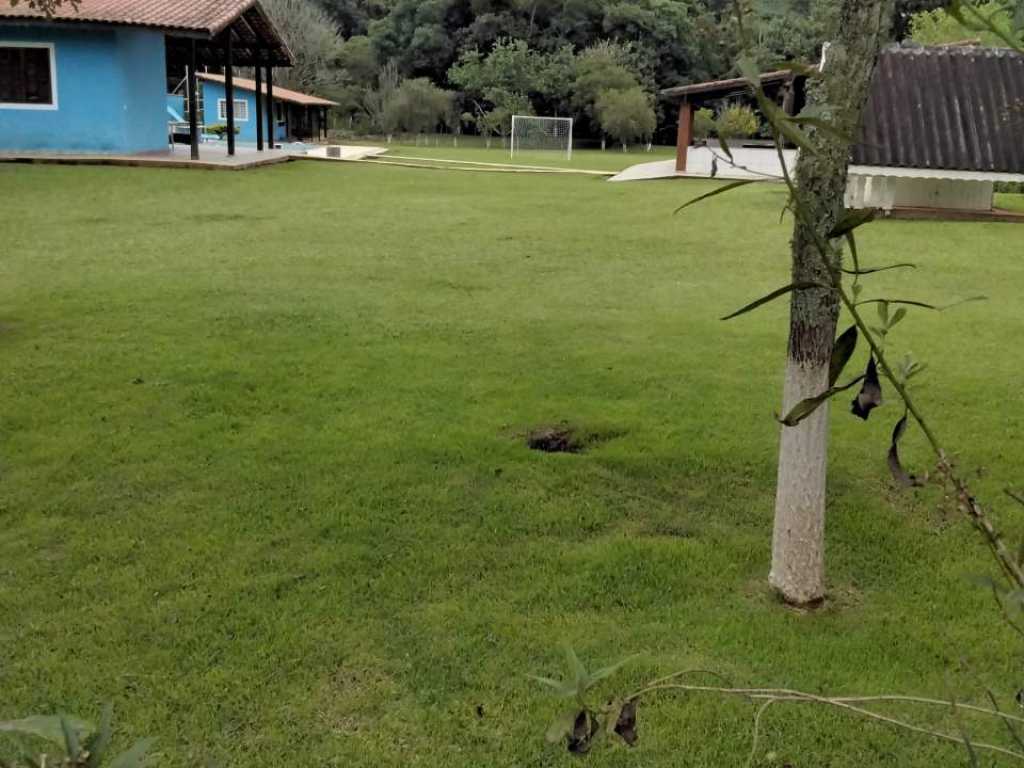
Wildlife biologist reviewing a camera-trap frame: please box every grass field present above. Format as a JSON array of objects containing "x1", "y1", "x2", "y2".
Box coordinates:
[
  {"x1": 351, "y1": 137, "x2": 677, "y2": 172},
  {"x1": 2, "y1": 151, "x2": 1024, "y2": 767}
]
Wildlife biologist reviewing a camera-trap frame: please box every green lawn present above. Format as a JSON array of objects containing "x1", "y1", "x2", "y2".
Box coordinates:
[
  {"x1": 2, "y1": 158, "x2": 1024, "y2": 767},
  {"x1": 353, "y1": 139, "x2": 677, "y2": 172}
]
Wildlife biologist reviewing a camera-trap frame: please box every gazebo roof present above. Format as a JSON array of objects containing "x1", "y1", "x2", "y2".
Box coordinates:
[
  {"x1": 660, "y1": 70, "x2": 796, "y2": 102},
  {"x1": 0, "y1": 0, "x2": 293, "y2": 66}
]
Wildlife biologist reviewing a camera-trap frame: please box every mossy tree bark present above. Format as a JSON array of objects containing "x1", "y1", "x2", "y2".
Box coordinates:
[{"x1": 769, "y1": 0, "x2": 896, "y2": 606}]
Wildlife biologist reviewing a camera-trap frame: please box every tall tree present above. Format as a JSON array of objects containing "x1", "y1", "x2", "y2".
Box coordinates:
[
  {"x1": 259, "y1": 0, "x2": 346, "y2": 94},
  {"x1": 595, "y1": 85, "x2": 656, "y2": 149},
  {"x1": 769, "y1": 0, "x2": 896, "y2": 605},
  {"x1": 910, "y1": 0, "x2": 1011, "y2": 44}
]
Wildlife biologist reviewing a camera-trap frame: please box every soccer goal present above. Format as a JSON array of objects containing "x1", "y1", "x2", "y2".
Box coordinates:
[{"x1": 510, "y1": 115, "x2": 574, "y2": 161}]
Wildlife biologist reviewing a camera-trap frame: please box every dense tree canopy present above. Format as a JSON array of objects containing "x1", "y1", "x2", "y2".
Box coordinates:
[{"x1": 238, "y1": 0, "x2": 1008, "y2": 142}]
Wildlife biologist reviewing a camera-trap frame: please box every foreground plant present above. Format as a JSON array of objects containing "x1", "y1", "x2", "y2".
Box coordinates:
[
  {"x1": 0, "y1": 707, "x2": 153, "y2": 768},
  {"x1": 533, "y1": 0, "x2": 1024, "y2": 762},
  {"x1": 534, "y1": 654, "x2": 1024, "y2": 763}
]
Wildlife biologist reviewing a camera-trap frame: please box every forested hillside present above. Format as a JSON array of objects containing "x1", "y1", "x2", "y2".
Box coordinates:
[{"x1": 263, "y1": 0, "x2": 945, "y2": 145}]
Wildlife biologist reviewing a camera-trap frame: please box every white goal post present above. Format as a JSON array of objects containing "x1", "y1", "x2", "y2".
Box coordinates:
[{"x1": 510, "y1": 115, "x2": 574, "y2": 160}]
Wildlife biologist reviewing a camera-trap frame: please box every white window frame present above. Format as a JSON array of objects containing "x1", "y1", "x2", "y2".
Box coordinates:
[
  {"x1": 0, "y1": 41, "x2": 58, "y2": 111},
  {"x1": 217, "y1": 97, "x2": 249, "y2": 121}
]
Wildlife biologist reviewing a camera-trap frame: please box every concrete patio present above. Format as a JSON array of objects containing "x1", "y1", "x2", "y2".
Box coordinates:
[{"x1": 0, "y1": 142, "x2": 294, "y2": 171}]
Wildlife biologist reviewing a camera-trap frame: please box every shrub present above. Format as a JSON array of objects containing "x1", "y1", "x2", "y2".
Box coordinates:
[
  {"x1": 693, "y1": 107, "x2": 715, "y2": 140},
  {"x1": 716, "y1": 103, "x2": 759, "y2": 139},
  {"x1": 206, "y1": 124, "x2": 240, "y2": 139}
]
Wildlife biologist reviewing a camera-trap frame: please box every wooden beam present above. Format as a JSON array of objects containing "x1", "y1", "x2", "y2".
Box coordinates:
[
  {"x1": 225, "y1": 34, "x2": 235, "y2": 157},
  {"x1": 675, "y1": 100, "x2": 693, "y2": 173},
  {"x1": 266, "y1": 65, "x2": 274, "y2": 149},
  {"x1": 188, "y1": 40, "x2": 200, "y2": 161},
  {"x1": 254, "y1": 58, "x2": 264, "y2": 151}
]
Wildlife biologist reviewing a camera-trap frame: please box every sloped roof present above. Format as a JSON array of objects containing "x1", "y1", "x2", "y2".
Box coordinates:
[
  {"x1": 853, "y1": 44, "x2": 1024, "y2": 173},
  {"x1": 197, "y1": 72, "x2": 338, "y2": 107},
  {"x1": 0, "y1": 0, "x2": 251, "y2": 33},
  {"x1": 660, "y1": 70, "x2": 795, "y2": 101},
  {"x1": 0, "y1": 0, "x2": 292, "y2": 65}
]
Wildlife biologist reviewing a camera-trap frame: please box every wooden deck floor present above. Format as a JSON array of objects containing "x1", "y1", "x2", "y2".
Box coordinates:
[{"x1": 0, "y1": 144, "x2": 294, "y2": 171}]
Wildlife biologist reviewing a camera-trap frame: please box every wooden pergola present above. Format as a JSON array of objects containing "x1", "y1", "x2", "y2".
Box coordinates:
[
  {"x1": 660, "y1": 70, "x2": 805, "y2": 173},
  {"x1": 164, "y1": 4, "x2": 293, "y2": 160}
]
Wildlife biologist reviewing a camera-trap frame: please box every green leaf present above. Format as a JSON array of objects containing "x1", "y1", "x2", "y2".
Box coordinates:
[
  {"x1": 721, "y1": 281, "x2": 824, "y2": 321},
  {"x1": 829, "y1": 326, "x2": 858, "y2": 386},
  {"x1": 545, "y1": 710, "x2": 577, "y2": 744},
  {"x1": 778, "y1": 375, "x2": 865, "y2": 427},
  {"x1": 108, "y1": 738, "x2": 156, "y2": 768},
  {"x1": 889, "y1": 307, "x2": 907, "y2": 328},
  {"x1": 785, "y1": 115, "x2": 856, "y2": 144},
  {"x1": 876, "y1": 300, "x2": 890, "y2": 325},
  {"x1": 85, "y1": 704, "x2": 113, "y2": 768},
  {"x1": 716, "y1": 130, "x2": 734, "y2": 161},
  {"x1": 526, "y1": 674, "x2": 578, "y2": 698},
  {"x1": 737, "y1": 55, "x2": 762, "y2": 86},
  {"x1": 588, "y1": 654, "x2": 640, "y2": 686},
  {"x1": 844, "y1": 231, "x2": 860, "y2": 277},
  {"x1": 564, "y1": 646, "x2": 588, "y2": 692},
  {"x1": 829, "y1": 208, "x2": 877, "y2": 238},
  {"x1": 0, "y1": 716, "x2": 94, "y2": 747},
  {"x1": 840, "y1": 262, "x2": 916, "y2": 276},
  {"x1": 61, "y1": 717, "x2": 82, "y2": 759},
  {"x1": 674, "y1": 179, "x2": 760, "y2": 214},
  {"x1": 856, "y1": 296, "x2": 987, "y2": 312}
]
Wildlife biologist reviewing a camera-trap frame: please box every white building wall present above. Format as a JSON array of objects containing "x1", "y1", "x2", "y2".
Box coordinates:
[
  {"x1": 845, "y1": 173, "x2": 995, "y2": 211},
  {"x1": 685, "y1": 145, "x2": 798, "y2": 180}
]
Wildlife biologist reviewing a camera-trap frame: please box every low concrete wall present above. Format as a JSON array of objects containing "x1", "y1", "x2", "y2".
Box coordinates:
[
  {"x1": 686, "y1": 145, "x2": 798, "y2": 180},
  {"x1": 845, "y1": 174, "x2": 994, "y2": 211}
]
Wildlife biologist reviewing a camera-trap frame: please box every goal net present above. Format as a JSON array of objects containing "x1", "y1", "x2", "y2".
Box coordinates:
[{"x1": 510, "y1": 115, "x2": 574, "y2": 160}]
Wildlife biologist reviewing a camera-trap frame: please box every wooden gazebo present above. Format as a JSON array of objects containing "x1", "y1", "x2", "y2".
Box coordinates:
[{"x1": 661, "y1": 70, "x2": 806, "y2": 172}]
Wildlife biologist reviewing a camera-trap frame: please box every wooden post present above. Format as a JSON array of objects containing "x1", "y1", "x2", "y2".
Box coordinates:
[
  {"x1": 675, "y1": 100, "x2": 693, "y2": 173},
  {"x1": 254, "y1": 58, "x2": 264, "y2": 151},
  {"x1": 266, "y1": 65, "x2": 274, "y2": 148},
  {"x1": 188, "y1": 41, "x2": 200, "y2": 161},
  {"x1": 225, "y1": 33, "x2": 235, "y2": 157}
]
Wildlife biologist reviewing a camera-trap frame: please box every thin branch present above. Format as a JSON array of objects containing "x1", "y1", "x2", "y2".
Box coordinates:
[
  {"x1": 631, "y1": 684, "x2": 1024, "y2": 762},
  {"x1": 747, "y1": 699, "x2": 777, "y2": 768}
]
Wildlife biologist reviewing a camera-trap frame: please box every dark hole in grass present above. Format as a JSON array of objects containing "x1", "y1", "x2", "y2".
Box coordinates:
[
  {"x1": 527, "y1": 426, "x2": 585, "y2": 454},
  {"x1": 525, "y1": 424, "x2": 624, "y2": 454}
]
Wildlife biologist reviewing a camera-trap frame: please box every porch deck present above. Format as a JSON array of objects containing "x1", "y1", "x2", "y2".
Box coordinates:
[{"x1": 0, "y1": 143, "x2": 294, "y2": 171}]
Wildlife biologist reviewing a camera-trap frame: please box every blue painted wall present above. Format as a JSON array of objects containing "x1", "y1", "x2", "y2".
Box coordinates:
[
  {"x1": 0, "y1": 24, "x2": 167, "y2": 153},
  {"x1": 200, "y1": 80, "x2": 287, "y2": 143}
]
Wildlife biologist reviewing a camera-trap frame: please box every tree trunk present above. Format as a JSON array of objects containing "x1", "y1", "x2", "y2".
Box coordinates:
[{"x1": 769, "y1": 0, "x2": 896, "y2": 606}]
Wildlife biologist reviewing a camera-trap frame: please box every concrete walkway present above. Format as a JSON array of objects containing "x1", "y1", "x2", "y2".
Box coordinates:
[{"x1": 302, "y1": 145, "x2": 389, "y2": 161}]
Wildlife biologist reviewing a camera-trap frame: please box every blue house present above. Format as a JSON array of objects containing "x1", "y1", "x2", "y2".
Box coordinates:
[
  {"x1": 0, "y1": 0, "x2": 292, "y2": 157},
  {"x1": 191, "y1": 72, "x2": 337, "y2": 143}
]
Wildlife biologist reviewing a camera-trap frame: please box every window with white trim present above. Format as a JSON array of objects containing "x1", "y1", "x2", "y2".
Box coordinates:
[
  {"x1": 0, "y1": 42, "x2": 57, "y2": 109},
  {"x1": 217, "y1": 98, "x2": 249, "y2": 121}
]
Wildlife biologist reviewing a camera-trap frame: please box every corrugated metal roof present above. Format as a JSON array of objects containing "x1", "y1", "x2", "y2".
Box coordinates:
[
  {"x1": 0, "y1": 0, "x2": 255, "y2": 34},
  {"x1": 197, "y1": 72, "x2": 338, "y2": 107},
  {"x1": 854, "y1": 44, "x2": 1024, "y2": 173}
]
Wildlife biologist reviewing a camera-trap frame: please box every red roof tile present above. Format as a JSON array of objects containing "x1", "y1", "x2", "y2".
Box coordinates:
[{"x1": 0, "y1": 0, "x2": 259, "y2": 35}]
